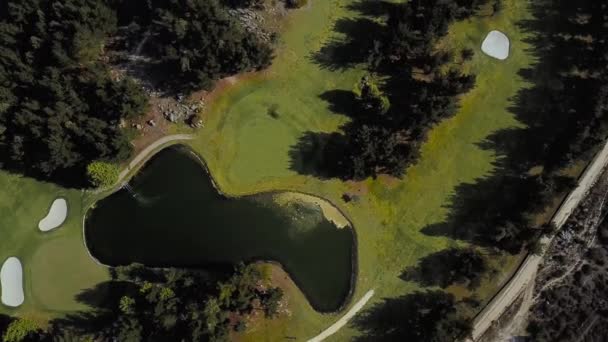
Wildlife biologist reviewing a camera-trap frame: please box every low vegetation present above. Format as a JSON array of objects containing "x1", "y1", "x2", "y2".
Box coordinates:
[{"x1": 86, "y1": 161, "x2": 120, "y2": 188}]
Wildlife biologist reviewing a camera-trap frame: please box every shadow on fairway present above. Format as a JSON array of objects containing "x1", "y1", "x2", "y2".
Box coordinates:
[
  {"x1": 350, "y1": 290, "x2": 471, "y2": 341},
  {"x1": 421, "y1": 0, "x2": 607, "y2": 253}
]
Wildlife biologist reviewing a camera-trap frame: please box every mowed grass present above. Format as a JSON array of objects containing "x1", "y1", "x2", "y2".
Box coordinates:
[
  {"x1": 0, "y1": 0, "x2": 535, "y2": 339},
  {"x1": 191, "y1": 0, "x2": 535, "y2": 340},
  {"x1": 0, "y1": 172, "x2": 109, "y2": 323}
]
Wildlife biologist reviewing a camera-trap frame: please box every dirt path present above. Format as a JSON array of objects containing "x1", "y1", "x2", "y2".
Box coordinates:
[
  {"x1": 307, "y1": 290, "x2": 375, "y2": 342},
  {"x1": 117, "y1": 134, "x2": 194, "y2": 184},
  {"x1": 493, "y1": 280, "x2": 535, "y2": 341},
  {"x1": 469, "y1": 139, "x2": 608, "y2": 341}
]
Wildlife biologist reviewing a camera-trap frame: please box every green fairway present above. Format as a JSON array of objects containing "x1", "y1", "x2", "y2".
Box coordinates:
[
  {"x1": 0, "y1": 172, "x2": 109, "y2": 322},
  {"x1": 191, "y1": 0, "x2": 535, "y2": 339},
  {"x1": 0, "y1": 0, "x2": 536, "y2": 339}
]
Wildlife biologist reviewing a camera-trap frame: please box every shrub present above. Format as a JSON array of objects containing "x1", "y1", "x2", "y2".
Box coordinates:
[
  {"x1": 261, "y1": 287, "x2": 284, "y2": 317},
  {"x1": 87, "y1": 161, "x2": 120, "y2": 188},
  {"x1": 119, "y1": 296, "x2": 136, "y2": 315},
  {"x1": 3, "y1": 318, "x2": 40, "y2": 342}
]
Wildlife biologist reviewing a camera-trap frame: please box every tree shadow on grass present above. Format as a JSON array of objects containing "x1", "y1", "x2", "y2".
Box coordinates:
[
  {"x1": 310, "y1": 0, "x2": 391, "y2": 72},
  {"x1": 350, "y1": 245, "x2": 491, "y2": 341},
  {"x1": 0, "y1": 161, "x2": 90, "y2": 189},
  {"x1": 292, "y1": 0, "x2": 476, "y2": 181},
  {"x1": 288, "y1": 86, "x2": 367, "y2": 179},
  {"x1": 0, "y1": 313, "x2": 13, "y2": 333},
  {"x1": 288, "y1": 73, "x2": 454, "y2": 180},
  {"x1": 49, "y1": 281, "x2": 138, "y2": 335},
  {"x1": 303, "y1": 1, "x2": 608, "y2": 340},
  {"x1": 319, "y1": 90, "x2": 358, "y2": 117},
  {"x1": 345, "y1": 0, "x2": 394, "y2": 18},
  {"x1": 47, "y1": 264, "x2": 228, "y2": 337},
  {"x1": 311, "y1": 16, "x2": 384, "y2": 71},
  {"x1": 288, "y1": 131, "x2": 348, "y2": 179},
  {"x1": 296, "y1": 0, "x2": 608, "y2": 251},
  {"x1": 419, "y1": 0, "x2": 608, "y2": 253},
  {"x1": 351, "y1": 290, "x2": 471, "y2": 342},
  {"x1": 401, "y1": 248, "x2": 487, "y2": 289}
]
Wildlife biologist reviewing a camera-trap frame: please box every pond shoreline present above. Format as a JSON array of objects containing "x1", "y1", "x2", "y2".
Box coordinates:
[
  {"x1": 186, "y1": 147, "x2": 359, "y2": 314},
  {"x1": 82, "y1": 143, "x2": 359, "y2": 314}
]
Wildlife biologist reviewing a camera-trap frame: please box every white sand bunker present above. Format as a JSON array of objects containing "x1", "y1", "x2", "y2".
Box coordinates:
[
  {"x1": 1, "y1": 257, "x2": 24, "y2": 307},
  {"x1": 38, "y1": 198, "x2": 68, "y2": 232},
  {"x1": 481, "y1": 30, "x2": 510, "y2": 60}
]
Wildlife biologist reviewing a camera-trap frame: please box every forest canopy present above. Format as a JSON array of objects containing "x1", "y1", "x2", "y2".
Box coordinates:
[
  {"x1": 0, "y1": 0, "x2": 148, "y2": 185},
  {"x1": 0, "y1": 0, "x2": 273, "y2": 186}
]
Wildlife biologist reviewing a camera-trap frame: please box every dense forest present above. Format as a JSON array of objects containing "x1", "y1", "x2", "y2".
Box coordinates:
[
  {"x1": 0, "y1": 0, "x2": 273, "y2": 186},
  {"x1": 0, "y1": 0, "x2": 148, "y2": 185},
  {"x1": 1, "y1": 263, "x2": 283, "y2": 341}
]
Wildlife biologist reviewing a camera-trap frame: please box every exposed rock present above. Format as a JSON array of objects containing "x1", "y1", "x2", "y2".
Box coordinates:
[
  {"x1": 162, "y1": 98, "x2": 204, "y2": 124},
  {"x1": 227, "y1": 8, "x2": 273, "y2": 42},
  {"x1": 188, "y1": 114, "x2": 204, "y2": 128}
]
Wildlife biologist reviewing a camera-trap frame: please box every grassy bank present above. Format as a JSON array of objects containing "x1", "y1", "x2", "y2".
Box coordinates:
[
  {"x1": 191, "y1": 0, "x2": 535, "y2": 340},
  {"x1": 1, "y1": 0, "x2": 537, "y2": 340}
]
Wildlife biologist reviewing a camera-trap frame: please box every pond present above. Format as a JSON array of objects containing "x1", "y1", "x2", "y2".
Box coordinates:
[{"x1": 85, "y1": 145, "x2": 354, "y2": 312}]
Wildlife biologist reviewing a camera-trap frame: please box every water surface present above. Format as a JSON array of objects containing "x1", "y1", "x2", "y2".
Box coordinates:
[{"x1": 85, "y1": 146, "x2": 354, "y2": 311}]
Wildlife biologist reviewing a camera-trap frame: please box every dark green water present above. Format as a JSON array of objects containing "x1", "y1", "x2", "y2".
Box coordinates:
[{"x1": 85, "y1": 146, "x2": 354, "y2": 312}]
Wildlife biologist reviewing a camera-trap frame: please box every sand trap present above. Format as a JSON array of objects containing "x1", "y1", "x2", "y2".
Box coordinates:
[
  {"x1": 38, "y1": 198, "x2": 68, "y2": 231},
  {"x1": 1, "y1": 257, "x2": 24, "y2": 307},
  {"x1": 481, "y1": 30, "x2": 510, "y2": 60},
  {"x1": 274, "y1": 193, "x2": 350, "y2": 229}
]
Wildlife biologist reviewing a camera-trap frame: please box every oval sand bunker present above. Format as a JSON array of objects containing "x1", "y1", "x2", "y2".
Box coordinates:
[
  {"x1": 481, "y1": 30, "x2": 510, "y2": 60},
  {"x1": 1, "y1": 257, "x2": 24, "y2": 307},
  {"x1": 38, "y1": 198, "x2": 68, "y2": 231}
]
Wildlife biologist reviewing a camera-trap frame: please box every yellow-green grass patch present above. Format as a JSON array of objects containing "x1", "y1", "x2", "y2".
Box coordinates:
[{"x1": 190, "y1": 0, "x2": 535, "y2": 339}]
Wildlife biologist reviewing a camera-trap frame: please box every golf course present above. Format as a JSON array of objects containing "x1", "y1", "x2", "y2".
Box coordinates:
[
  {"x1": 1, "y1": 0, "x2": 548, "y2": 340},
  {"x1": 188, "y1": 0, "x2": 534, "y2": 338}
]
